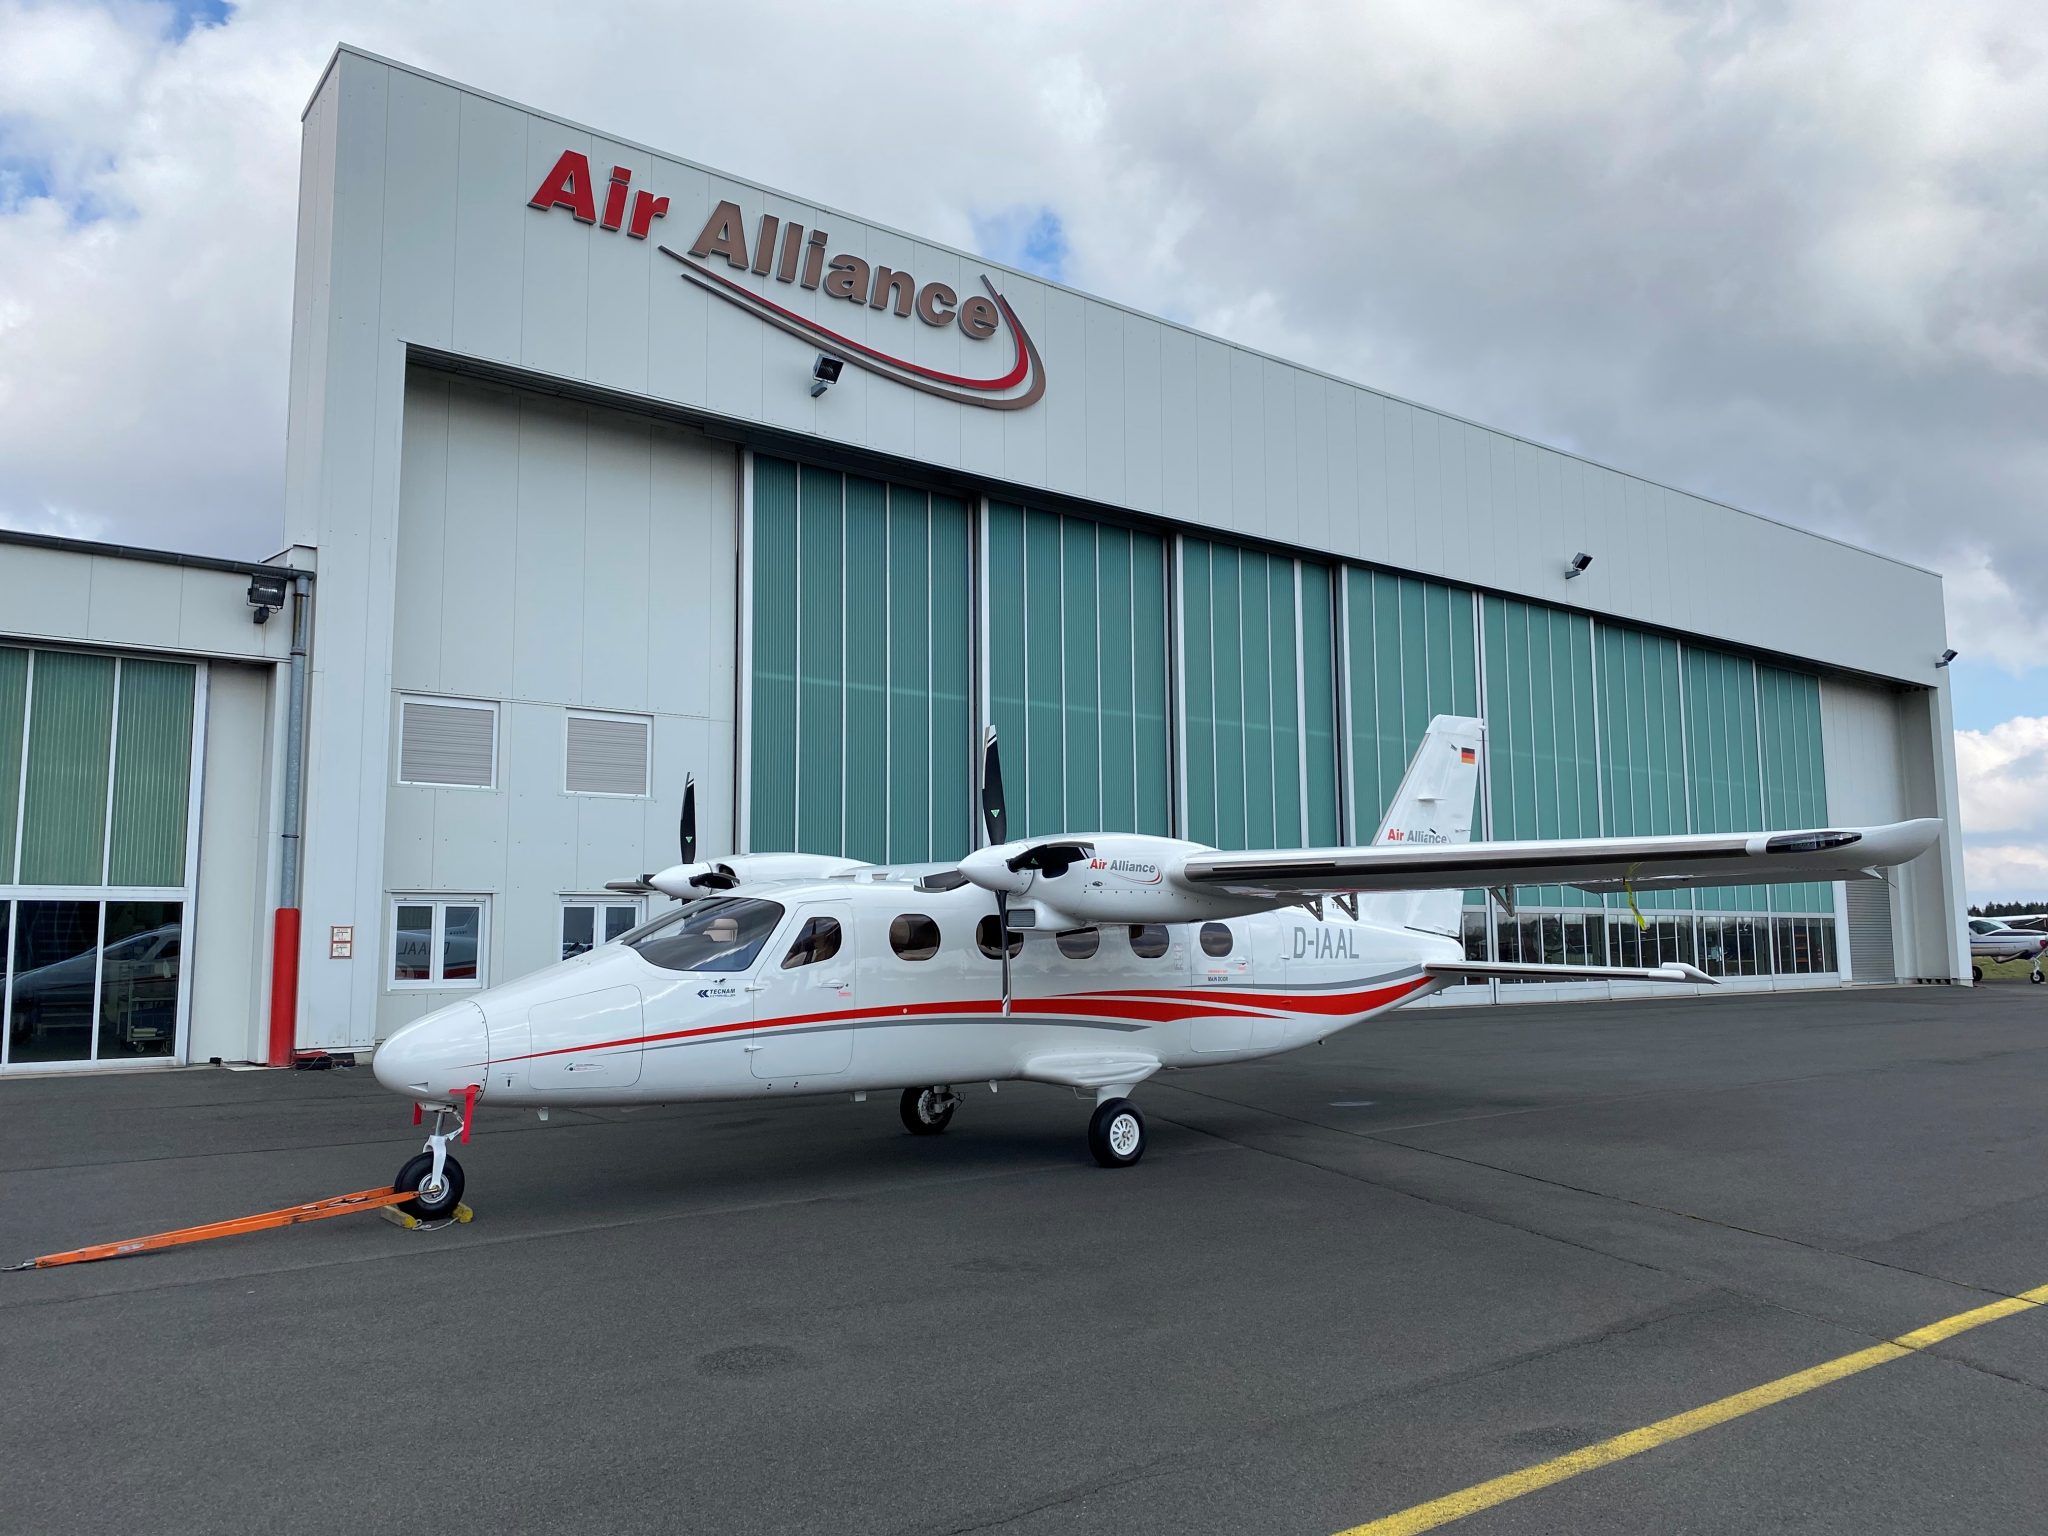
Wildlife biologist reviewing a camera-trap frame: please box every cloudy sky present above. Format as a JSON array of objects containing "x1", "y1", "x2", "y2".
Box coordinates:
[{"x1": 2, "y1": 0, "x2": 2044, "y2": 898}]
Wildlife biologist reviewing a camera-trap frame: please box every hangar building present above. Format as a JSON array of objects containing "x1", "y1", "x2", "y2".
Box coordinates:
[{"x1": 0, "y1": 46, "x2": 1967, "y2": 1073}]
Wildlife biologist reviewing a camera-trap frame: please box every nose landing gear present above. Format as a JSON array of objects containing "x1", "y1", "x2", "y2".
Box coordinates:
[
  {"x1": 396, "y1": 1091, "x2": 477, "y2": 1219},
  {"x1": 1088, "y1": 1093, "x2": 1146, "y2": 1168}
]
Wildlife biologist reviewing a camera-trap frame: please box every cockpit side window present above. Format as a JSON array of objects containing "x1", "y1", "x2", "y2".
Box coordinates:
[
  {"x1": 626, "y1": 898, "x2": 784, "y2": 973},
  {"x1": 781, "y1": 916, "x2": 844, "y2": 970}
]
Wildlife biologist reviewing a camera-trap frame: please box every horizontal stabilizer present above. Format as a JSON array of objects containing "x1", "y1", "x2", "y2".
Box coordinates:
[{"x1": 1425, "y1": 960, "x2": 1715, "y2": 985}]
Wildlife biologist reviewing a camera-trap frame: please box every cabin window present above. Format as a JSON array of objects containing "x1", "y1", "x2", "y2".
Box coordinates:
[
  {"x1": 1056, "y1": 927, "x2": 1100, "y2": 960},
  {"x1": 1128, "y1": 924, "x2": 1169, "y2": 959},
  {"x1": 976, "y1": 915, "x2": 1023, "y2": 960},
  {"x1": 890, "y1": 914, "x2": 941, "y2": 961},
  {"x1": 1199, "y1": 922, "x2": 1233, "y2": 957},
  {"x1": 626, "y1": 897, "x2": 783, "y2": 973},
  {"x1": 781, "y1": 916, "x2": 843, "y2": 969}
]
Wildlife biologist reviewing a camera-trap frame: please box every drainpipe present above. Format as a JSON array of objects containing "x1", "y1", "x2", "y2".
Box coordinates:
[{"x1": 267, "y1": 572, "x2": 311, "y2": 1066}]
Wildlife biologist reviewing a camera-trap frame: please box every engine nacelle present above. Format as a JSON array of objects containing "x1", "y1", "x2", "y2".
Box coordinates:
[{"x1": 960, "y1": 833, "x2": 1275, "y2": 925}]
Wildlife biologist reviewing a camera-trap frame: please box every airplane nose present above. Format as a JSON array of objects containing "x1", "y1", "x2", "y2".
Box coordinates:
[{"x1": 374, "y1": 1001, "x2": 489, "y2": 1098}]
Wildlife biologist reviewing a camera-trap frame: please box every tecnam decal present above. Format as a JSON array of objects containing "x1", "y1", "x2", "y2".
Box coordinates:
[{"x1": 527, "y1": 153, "x2": 1046, "y2": 411}]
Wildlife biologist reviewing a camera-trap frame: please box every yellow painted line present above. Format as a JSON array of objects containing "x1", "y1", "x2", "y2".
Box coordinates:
[{"x1": 1337, "y1": 1282, "x2": 2048, "y2": 1536}]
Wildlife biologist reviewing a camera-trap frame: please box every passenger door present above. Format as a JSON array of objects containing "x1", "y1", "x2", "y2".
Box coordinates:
[{"x1": 749, "y1": 901, "x2": 856, "y2": 1080}]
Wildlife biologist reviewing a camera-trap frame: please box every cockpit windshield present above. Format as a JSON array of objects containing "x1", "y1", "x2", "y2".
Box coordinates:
[{"x1": 624, "y1": 897, "x2": 786, "y2": 973}]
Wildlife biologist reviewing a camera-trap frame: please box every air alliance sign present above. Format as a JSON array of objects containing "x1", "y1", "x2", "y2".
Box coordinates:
[{"x1": 528, "y1": 151, "x2": 1047, "y2": 410}]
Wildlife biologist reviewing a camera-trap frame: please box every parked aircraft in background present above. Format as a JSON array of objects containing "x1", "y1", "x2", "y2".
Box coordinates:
[
  {"x1": 1966, "y1": 917, "x2": 2048, "y2": 982},
  {"x1": 370, "y1": 719, "x2": 1942, "y2": 1216}
]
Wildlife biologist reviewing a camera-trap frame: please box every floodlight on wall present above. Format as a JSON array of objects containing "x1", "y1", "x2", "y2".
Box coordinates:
[
  {"x1": 247, "y1": 570, "x2": 287, "y2": 625},
  {"x1": 809, "y1": 353, "x2": 844, "y2": 398},
  {"x1": 1564, "y1": 552, "x2": 1593, "y2": 580},
  {"x1": 1937, "y1": 649, "x2": 1958, "y2": 668}
]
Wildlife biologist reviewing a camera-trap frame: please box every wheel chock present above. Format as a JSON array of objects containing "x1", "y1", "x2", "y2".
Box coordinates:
[{"x1": 378, "y1": 1202, "x2": 474, "y2": 1230}]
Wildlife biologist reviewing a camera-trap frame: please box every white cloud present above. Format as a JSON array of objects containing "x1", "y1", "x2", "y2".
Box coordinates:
[
  {"x1": 1955, "y1": 715, "x2": 2048, "y2": 835},
  {"x1": 0, "y1": 0, "x2": 2042, "y2": 644}
]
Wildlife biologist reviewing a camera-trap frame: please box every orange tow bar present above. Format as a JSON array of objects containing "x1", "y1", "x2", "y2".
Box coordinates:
[{"x1": 5, "y1": 1186, "x2": 429, "y2": 1271}]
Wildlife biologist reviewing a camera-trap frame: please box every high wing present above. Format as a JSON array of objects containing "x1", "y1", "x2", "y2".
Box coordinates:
[{"x1": 1178, "y1": 819, "x2": 1942, "y2": 901}]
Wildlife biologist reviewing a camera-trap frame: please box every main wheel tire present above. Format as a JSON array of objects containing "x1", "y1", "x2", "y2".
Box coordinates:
[
  {"x1": 1088, "y1": 1097, "x2": 1146, "y2": 1168},
  {"x1": 394, "y1": 1151, "x2": 466, "y2": 1219},
  {"x1": 1973, "y1": 965, "x2": 1984, "y2": 982},
  {"x1": 2032, "y1": 970, "x2": 2044, "y2": 985},
  {"x1": 900, "y1": 1086, "x2": 956, "y2": 1135}
]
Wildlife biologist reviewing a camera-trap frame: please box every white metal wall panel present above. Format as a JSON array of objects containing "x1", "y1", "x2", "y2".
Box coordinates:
[{"x1": 375, "y1": 370, "x2": 739, "y2": 1043}]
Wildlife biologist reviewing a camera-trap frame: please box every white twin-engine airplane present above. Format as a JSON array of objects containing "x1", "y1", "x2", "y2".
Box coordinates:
[{"x1": 372, "y1": 717, "x2": 1939, "y2": 1215}]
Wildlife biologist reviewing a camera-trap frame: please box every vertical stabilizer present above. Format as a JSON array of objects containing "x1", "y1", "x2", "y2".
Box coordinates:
[{"x1": 1360, "y1": 715, "x2": 1485, "y2": 937}]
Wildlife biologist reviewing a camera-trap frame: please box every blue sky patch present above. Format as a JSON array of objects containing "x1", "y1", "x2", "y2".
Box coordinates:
[
  {"x1": 972, "y1": 207, "x2": 1069, "y2": 284},
  {"x1": 1946, "y1": 661, "x2": 2044, "y2": 735},
  {"x1": 166, "y1": 0, "x2": 233, "y2": 42}
]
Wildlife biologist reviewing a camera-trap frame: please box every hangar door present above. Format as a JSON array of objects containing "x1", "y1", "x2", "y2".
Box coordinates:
[{"x1": 0, "y1": 648, "x2": 201, "y2": 1071}]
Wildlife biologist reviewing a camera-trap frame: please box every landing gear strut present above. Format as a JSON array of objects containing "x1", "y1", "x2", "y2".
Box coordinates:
[
  {"x1": 900, "y1": 1086, "x2": 959, "y2": 1135},
  {"x1": 1088, "y1": 1094, "x2": 1146, "y2": 1168},
  {"x1": 395, "y1": 1100, "x2": 468, "y2": 1219}
]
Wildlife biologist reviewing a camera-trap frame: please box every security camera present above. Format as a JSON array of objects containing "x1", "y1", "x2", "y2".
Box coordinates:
[
  {"x1": 1565, "y1": 552, "x2": 1593, "y2": 579},
  {"x1": 1937, "y1": 649, "x2": 1958, "y2": 668},
  {"x1": 809, "y1": 353, "x2": 844, "y2": 398}
]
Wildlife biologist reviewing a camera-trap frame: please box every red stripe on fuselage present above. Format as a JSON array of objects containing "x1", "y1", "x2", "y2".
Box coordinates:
[{"x1": 493, "y1": 975, "x2": 1430, "y2": 1065}]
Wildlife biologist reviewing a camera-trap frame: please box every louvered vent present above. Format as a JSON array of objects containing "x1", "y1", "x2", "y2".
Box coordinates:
[
  {"x1": 566, "y1": 713, "x2": 650, "y2": 796},
  {"x1": 399, "y1": 699, "x2": 496, "y2": 787}
]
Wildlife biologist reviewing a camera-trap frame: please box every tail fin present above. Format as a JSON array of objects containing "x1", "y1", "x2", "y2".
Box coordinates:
[{"x1": 1359, "y1": 715, "x2": 1485, "y2": 937}]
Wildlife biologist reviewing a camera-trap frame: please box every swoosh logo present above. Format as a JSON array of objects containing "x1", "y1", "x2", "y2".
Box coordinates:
[{"x1": 659, "y1": 247, "x2": 1047, "y2": 411}]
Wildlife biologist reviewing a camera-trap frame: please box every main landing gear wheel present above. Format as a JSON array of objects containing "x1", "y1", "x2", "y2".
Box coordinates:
[
  {"x1": 1973, "y1": 965, "x2": 1984, "y2": 982},
  {"x1": 900, "y1": 1086, "x2": 958, "y2": 1135},
  {"x1": 394, "y1": 1151, "x2": 466, "y2": 1219},
  {"x1": 2032, "y1": 969, "x2": 2044, "y2": 985},
  {"x1": 1088, "y1": 1097, "x2": 1146, "y2": 1168}
]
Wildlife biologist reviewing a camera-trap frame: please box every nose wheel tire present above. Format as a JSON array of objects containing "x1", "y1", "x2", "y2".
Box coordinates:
[
  {"x1": 2033, "y1": 970, "x2": 2044, "y2": 985},
  {"x1": 900, "y1": 1086, "x2": 958, "y2": 1135},
  {"x1": 394, "y1": 1151, "x2": 466, "y2": 1219},
  {"x1": 1088, "y1": 1098, "x2": 1146, "y2": 1168}
]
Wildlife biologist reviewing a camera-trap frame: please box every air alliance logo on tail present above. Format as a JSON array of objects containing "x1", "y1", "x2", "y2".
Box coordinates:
[
  {"x1": 528, "y1": 152, "x2": 1047, "y2": 411},
  {"x1": 1387, "y1": 828, "x2": 1451, "y2": 844}
]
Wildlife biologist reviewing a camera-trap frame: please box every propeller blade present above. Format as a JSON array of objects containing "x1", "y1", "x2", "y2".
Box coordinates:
[
  {"x1": 680, "y1": 775, "x2": 697, "y2": 865},
  {"x1": 998, "y1": 892, "x2": 1012, "y2": 1017},
  {"x1": 980, "y1": 728, "x2": 1006, "y2": 847}
]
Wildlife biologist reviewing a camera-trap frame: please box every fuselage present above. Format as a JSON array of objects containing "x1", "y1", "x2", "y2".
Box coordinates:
[
  {"x1": 1967, "y1": 919, "x2": 2048, "y2": 963},
  {"x1": 372, "y1": 867, "x2": 1462, "y2": 1109}
]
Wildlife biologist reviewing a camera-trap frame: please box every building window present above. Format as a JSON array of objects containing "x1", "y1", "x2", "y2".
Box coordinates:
[
  {"x1": 398, "y1": 697, "x2": 497, "y2": 789},
  {"x1": 561, "y1": 898, "x2": 643, "y2": 960},
  {"x1": 389, "y1": 896, "x2": 489, "y2": 989},
  {"x1": 889, "y1": 914, "x2": 941, "y2": 961},
  {"x1": 565, "y1": 710, "x2": 651, "y2": 797}
]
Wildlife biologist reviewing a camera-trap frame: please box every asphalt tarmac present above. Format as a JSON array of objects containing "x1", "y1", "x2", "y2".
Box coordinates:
[{"x1": 4, "y1": 986, "x2": 2047, "y2": 1535}]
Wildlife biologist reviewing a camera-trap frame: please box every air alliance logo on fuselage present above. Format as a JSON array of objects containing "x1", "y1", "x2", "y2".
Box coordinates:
[
  {"x1": 527, "y1": 152, "x2": 1047, "y2": 411},
  {"x1": 1089, "y1": 857, "x2": 1164, "y2": 885}
]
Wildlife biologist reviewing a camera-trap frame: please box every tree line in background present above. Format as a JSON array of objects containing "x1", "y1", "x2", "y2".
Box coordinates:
[{"x1": 1969, "y1": 901, "x2": 2047, "y2": 917}]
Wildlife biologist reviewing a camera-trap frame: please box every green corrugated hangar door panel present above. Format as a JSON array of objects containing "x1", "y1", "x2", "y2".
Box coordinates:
[
  {"x1": 749, "y1": 457, "x2": 972, "y2": 863},
  {"x1": 986, "y1": 502, "x2": 1170, "y2": 841}
]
